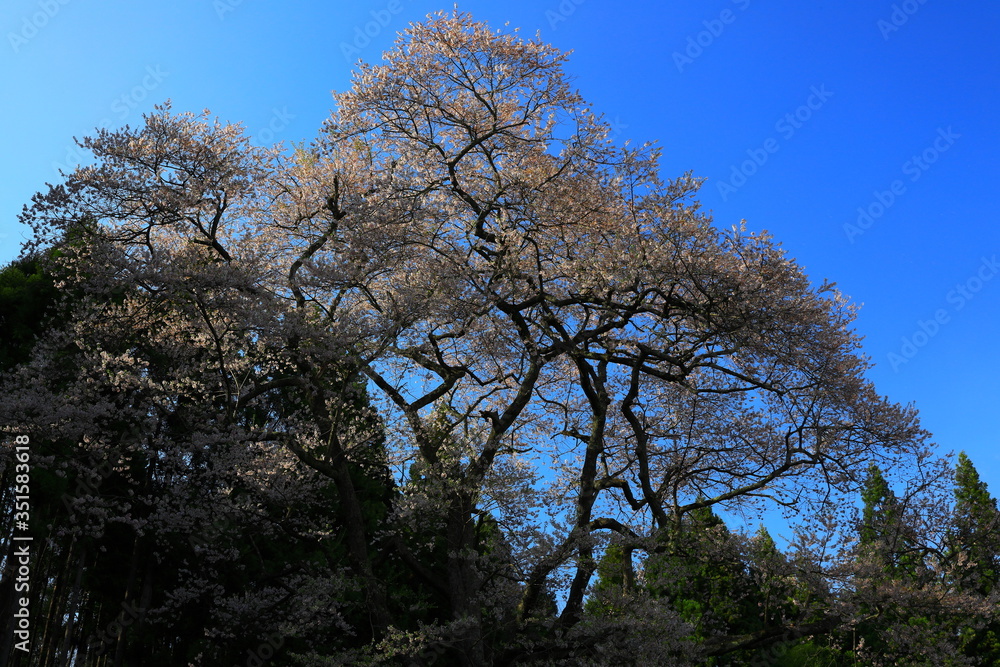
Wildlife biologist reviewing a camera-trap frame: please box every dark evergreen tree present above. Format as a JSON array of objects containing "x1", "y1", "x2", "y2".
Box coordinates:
[
  {"x1": 0, "y1": 255, "x2": 59, "y2": 372},
  {"x1": 645, "y1": 506, "x2": 762, "y2": 650},
  {"x1": 858, "y1": 464, "x2": 922, "y2": 578},
  {"x1": 948, "y1": 452, "x2": 1000, "y2": 663}
]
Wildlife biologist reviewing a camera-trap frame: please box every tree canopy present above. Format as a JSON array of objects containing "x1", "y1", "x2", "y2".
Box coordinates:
[{"x1": 1, "y1": 11, "x2": 996, "y2": 666}]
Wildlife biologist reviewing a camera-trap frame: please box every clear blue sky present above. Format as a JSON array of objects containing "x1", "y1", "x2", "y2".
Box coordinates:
[{"x1": 2, "y1": 0, "x2": 998, "y2": 505}]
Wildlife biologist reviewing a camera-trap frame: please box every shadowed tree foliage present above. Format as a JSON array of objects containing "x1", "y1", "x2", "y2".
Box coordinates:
[
  {"x1": 0, "y1": 255, "x2": 59, "y2": 371},
  {"x1": 0, "y1": 250, "x2": 419, "y2": 665}
]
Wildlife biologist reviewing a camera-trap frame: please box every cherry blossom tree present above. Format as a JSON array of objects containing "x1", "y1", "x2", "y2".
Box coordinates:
[{"x1": 4, "y1": 10, "x2": 992, "y2": 666}]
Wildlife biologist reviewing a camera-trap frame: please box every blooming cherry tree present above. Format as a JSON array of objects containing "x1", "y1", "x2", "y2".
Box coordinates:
[{"x1": 6, "y1": 11, "x2": 984, "y2": 666}]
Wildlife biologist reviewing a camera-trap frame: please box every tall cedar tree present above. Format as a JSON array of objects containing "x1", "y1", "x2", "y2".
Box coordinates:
[{"x1": 950, "y1": 453, "x2": 1000, "y2": 662}]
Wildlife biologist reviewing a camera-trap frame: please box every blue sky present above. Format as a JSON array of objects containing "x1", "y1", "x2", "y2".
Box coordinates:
[{"x1": 2, "y1": 0, "x2": 998, "y2": 509}]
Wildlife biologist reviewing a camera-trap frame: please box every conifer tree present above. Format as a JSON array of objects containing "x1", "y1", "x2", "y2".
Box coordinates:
[
  {"x1": 848, "y1": 464, "x2": 971, "y2": 665},
  {"x1": 948, "y1": 452, "x2": 1000, "y2": 662}
]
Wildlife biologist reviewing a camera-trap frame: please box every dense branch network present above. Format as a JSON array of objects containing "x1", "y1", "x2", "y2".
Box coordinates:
[{"x1": 6, "y1": 11, "x2": 984, "y2": 667}]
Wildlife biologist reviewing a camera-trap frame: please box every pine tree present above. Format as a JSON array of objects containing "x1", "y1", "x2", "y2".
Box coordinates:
[
  {"x1": 859, "y1": 464, "x2": 921, "y2": 578},
  {"x1": 948, "y1": 452, "x2": 1000, "y2": 662},
  {"x1": 849, "y1": 464, "x2": 957, "y2": 664},
  {"x1": 642, "y1": 507, "x2": 763, "y2": 664},
  {"x1": 584, "y1": 540, "x2": 633, "y2": 618},
  {"x1": 0, "y1": 255, "x2": 59, "y2": 372}
]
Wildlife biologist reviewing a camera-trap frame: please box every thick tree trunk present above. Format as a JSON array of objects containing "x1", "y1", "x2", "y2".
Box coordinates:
[{"x1": 447, "y1": 492, "x2": 485, "y2": 667}]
